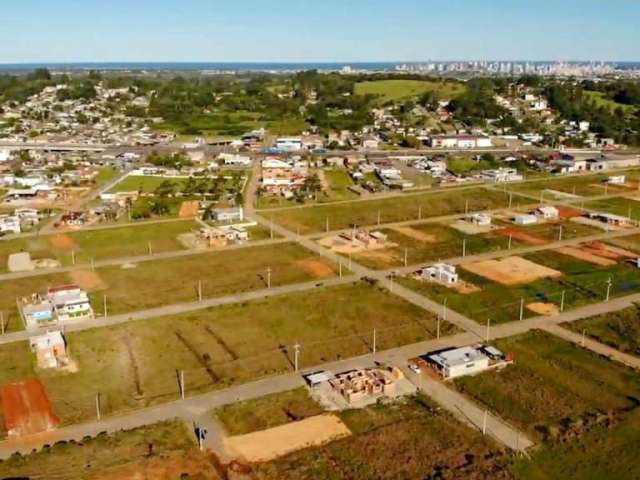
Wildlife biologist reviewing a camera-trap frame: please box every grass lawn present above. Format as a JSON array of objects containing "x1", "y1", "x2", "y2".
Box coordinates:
[
  {"x1": 0, "y1": 282, "x2": 451, "y2": 428},
  {"x1": 584, "y1": 91, "x2": 637, "y2": 114},
  {"x1": 254, "y1": 394, "x2": 511, "y2": 479},
  {"x1": 323, "y1": 169, "x2": 359, "y2": 201},
  {"x1": 562, "y1": 304, "x2": 640, "y2": 357},
  {"x1": 582, "y1": 195, "x2": 640, "y2": 219},
  {"x1": 267, "y1": 187, "x2": 512, "y2": 235},
  {"x1": 0, "y1": 420, "x2": 199, "y2": 479},
  {"x1": 94, "y1": 166, "x2": 121, "y2": 187},
  {"x1": 109, "y1": 175, "x2": 190, "y2": 193},
  {"x1": 0, "y1": 242, "x2": 339, "y2": 321},
  {"x1": 215, "y1": 387, "x2": 324, "y2": 435},
  {"x1": 354, "y1": 79, "x2": 466, "y2": 104},
  {"x1": 0, "y1": 220, "x2": 198, "y2": 272},
  {"x1": 398, "y1": 249, "x2": 640, "y2": 325},
  {"x1": 454, "y1": 330, "x2": 640, "y2": 441}
]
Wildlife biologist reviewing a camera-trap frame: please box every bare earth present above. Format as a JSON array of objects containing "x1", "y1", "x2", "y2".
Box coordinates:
[
  {"x1": 68, "y1": 270, "x2": 108, "y2": 291},
  {"x1": 224, "y1": 414, "x2": 351, "y2": 462},
  {"x1": 179, "y1": 201, "x2": 200, "y2": 218},
  {"x1": 294, "y1": 258, "x2": 335, "y2": 278},
  {"x1": 49, "y1": 234, "x2": 77, "y2": 251},
  {"x1": 554, "y1": 246, "x2": 617, "y2": 267},
  {"x1": 391, "y1": 226, "x2": 437, "y2": 243},
  {"x1": 526, "y1": 302, "x2": 559, "y2": 316},
  {"x1": 461, "y1": 256, "x2": 562, "y2": 285}
]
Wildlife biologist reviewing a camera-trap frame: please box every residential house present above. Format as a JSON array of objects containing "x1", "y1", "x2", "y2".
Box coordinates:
[
  {"x1": 425, "y1": 345, "x2": 506, "y2": 379},
  {"x1": 420, "y1": 264, "x2": 459, "y2": 284},
  {"x1": 29, "y1": 331, "x2": 68, "y2": 369},
  {"x1": 47, "y1": 285, "x2": 94, "y2": 322},
  {"x1": 535, "y1": 206, "x2": 560, "y2": 220},
  {"x1": 207, "y1": 207, "x2": 244, "y2": 223}
]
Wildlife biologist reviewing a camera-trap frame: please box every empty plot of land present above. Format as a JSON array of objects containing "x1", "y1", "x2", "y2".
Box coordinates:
[
  {"x1": 226, "y1": 414, "x2": 350, "y2": 462},
  {"x1": 266, "y1": 188, "x2": 510, "y2": 234},
  {"x1": 0, "y1": 283, "x2": 450, "y2": 426},
  {"x1": 461, "y1": 256, "x2": 562, "y2": 285}
]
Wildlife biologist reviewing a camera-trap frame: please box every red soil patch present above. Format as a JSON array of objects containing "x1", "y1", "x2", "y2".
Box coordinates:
[
  {"x1": 68, "y1": 270, "x2": 108, "y2": 291},
  {"x1": 0, "y1": 379, "x2": 59, "y2": 437},
  {"x1": 295, "y1": 258, "x2": 335, "y2": 278},
  {"x1": 494, "y1": 227, "x2": 549, "y2": 246},
  {"x1": 555, "y1": 247, "x2": 617, "y2": 267},
  {"x1": 48, "y1": 234, "x2": 77, "y2": 251},
  {"x1": 557, "y1": 206, "x2": 585, "y2": 219},
  {"x1": 179, "y1": 201, "x2": 200, "y2": 218}
]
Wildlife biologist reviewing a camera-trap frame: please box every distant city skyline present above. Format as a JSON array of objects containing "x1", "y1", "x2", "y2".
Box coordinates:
[{"x1": 0, "y1": 0, "x2": 639, "y2": 63}]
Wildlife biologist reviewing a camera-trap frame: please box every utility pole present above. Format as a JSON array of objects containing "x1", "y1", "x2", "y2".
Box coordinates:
[
  {"x1": 103, "y1": 295, "x2": 107, "y2": 318},
  {"x1": 482, "y1": 410, "x2": 488, "y2": 435},
  {"x1": 462, "y1": 238, "x2": 466, "y2": 257},
  {"x1": 294, "y1": 343, "x2": 300, "y2": 372},
  {"x1": 325, "y1": 216, "x2": 329, "y2": 233},
  {"x1": 606, "y1": 276, "x2": 612, "y2": 302},
  {"x1": 71, "y1": 250, "x2": 75, "y2": 265},
  {"x1": 198, "y1": 280, "x2": 203, "y2": 302},
  {"x1": 465, "y1": 199, "x2": 469, "y2": 215},
  {"x1": 372, "y1": 328, "x2": 377, "y2": 354},
  {"x1": 180, "y1": 370, "x2": 185, "y2": 400},
  {"x1": 377, "y1": 209, "x2": 381, "y2": 226},
  {"x1": 418, "y1": 206, "x2": 422, "y2": 220},
  {"x1": 270, "y1": 218, "x2": 274, "y2": 239},
  {"x1": 436, "y1": 316, "x2": 441, "y2": 339},
  {"x1": 0, "y1": 312, "x2": 4, "y2": 335},
  {"x1": 266, "y1": 267, "x2": 272, "y2": 289},
  {"x1": 339, "y1": 262, "x2": 343, "y2": 278},
  {"x1": 560, "y1": 290, "x2": 566, "y2": 312},
  {"x1": 404, "y1": 248, "x2": 408, "y2": 267},
  {"x1": 558, "y1": 225, "x2": 563, "y2": 242},
  {"x1": 148, "y1": 241, "x2": 152, "y2": 255},
  {"x1": 581, "y1": 329, "x2": 586, "y2": 347},
  {"x1": 519, "y1": 298, "x2": 524, "y2": 321},
  {"x1": 508, "y1": 193, "x2": 513, "y2": 209},
  {"x1": 95, "y1": 393, "x2": 101, "y2": 421},
  {"x1": 508, "y1": 234, "x2": 512, "y2": 250}
]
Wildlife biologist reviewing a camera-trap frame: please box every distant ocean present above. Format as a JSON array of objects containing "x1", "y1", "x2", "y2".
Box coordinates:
[{"x1": 0, "y1": 61, "x2": 639, "y2": 73}]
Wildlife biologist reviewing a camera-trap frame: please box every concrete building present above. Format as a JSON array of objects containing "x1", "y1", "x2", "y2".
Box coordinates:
[
  {"x1": 29, "y1": 331, "x2": 68, "y2": 369},
  {"x1": 207, "y1": 207, "x2": 244, "y2": 224},
  {"x1": 426, "y1": 345, "x2": 501, "y2": 379},
  {"x1": 420, "y1": 263, "x2": 459, "y2": 284},
  {"x1": 514, "y1": 214, "x2": 537, "y2": 225},
  {"x1": 47, "y1": 285, "x2": 94, "y2": 322},
  {"x1": 275, "y1": 137, "x2": 303, "y2": 152},
  {"x1": 466, "y1": 213, "x2": 492, "y2": 226},
  {"x1": 535, "y1": 206, "x2": 560, "y2": 220}
]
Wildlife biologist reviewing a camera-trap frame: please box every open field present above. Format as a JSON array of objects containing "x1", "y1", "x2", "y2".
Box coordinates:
[
  {"x1": 0, "y1": 282, "x2": 451, "y2": 427},
  {"x1": 563, "y1": 304, "x2": 640, "y2": 357},
  {"x1": 253, "y1": 394, "x2": 512, "y2": 479},
  {"x1": 354, "y1": 79, "x2": 466, "y2": 104},
  {"x1": 0, "y1": 420, "x2": 214, "y2": 480},
  {"x1": 509, "y1": 171, "x2": 639, "y2": 198},
  {"x1": 0, "y1": 220, "x2": 199, "y2": 271},
  {"x1": 266, "y1": 187, "x2": 512, "y2": 235},
  {"x1": 584, "y1": 90, "x2": 637, "y2": 114},
  {"x1": 346, "y1": 222, "x2": 511, "y2": 269},
  {"x1": 582, "y1": 195, "x2": 640, "y2": 218},
  {"x1": 0, "y1": 242, "x2": 338, "y2": 322},
  {"x1": 399, "y1": 249, "x2": 640, "y2": 324},
  {"x1": 511, "y1": 407, "x2": 640, "y2": 479},
  {"x1": 455, "y1": 331, "x2": 640, "y2": 441},
  {"x1": 109, "y1": 175, "x2": 189, "y2": 193},
  {"x1": 215, "y1": 387, "x2": 324, "y2": 436}
]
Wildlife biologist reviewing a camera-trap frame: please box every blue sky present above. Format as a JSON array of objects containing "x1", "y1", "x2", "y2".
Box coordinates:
[{"x1": 1, "y1": 0, "x2": 638, "y2": 63}]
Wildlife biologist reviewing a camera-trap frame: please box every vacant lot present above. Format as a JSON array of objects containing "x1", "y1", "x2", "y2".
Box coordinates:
[
  {"x1": 348, "y1": 222, "x2": 511, "y2": 269},
  {"x1": 399, "y1": 249, "x2": 640, "y2": 324},
  {"x1": 510, "y1": 172, "x2": 634, "y2": 198},
  {"x1": 110, "y1": 175, "x2": 190, "y2": 193},
  {"x1": 582, "y1": 195, "x2": 640, "y2": 218},
  {"x1": 563, "y1": 304, "x2": 640, "y2": 357},
  {"x1": 0, "y1": 220, "x2": 199, "y2": 272},
  {"x1": 354, "y1": 79, "x2": 466, "y2": 104},
  {"x1": 511, "y1": 408, "x2": 640, "y2": 479},
  {"x1": 215, "y1": 388, "x2": 324, "y2": 436},
  {"x1": 0, "y1": 242, "x2": 337, "y2": 320},
  {"x1": 0, "y1": 420, "x2": 213, "y2": 480},
  {"x1": 454, "y1": 331, "x2": 640, "y2": 441},
  {"x1": 267, "y1": 187, "x2": 512, "y2": 235},
  {"x1": 0, "y1": 282, "x2": 450, "y2": 427},
  {"x1": 253, "y1": 395, "x2": 512, "y2": 479}
]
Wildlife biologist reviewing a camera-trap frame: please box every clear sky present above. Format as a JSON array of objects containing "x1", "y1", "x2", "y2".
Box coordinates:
[{"x1": 1, "y1": 0, "x2": 638, "y2": 63}]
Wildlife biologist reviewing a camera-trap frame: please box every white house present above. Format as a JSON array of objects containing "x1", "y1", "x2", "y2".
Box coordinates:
[
  {"x1": 514, "y1": 214, "x2": 537, "y2": 225},
  {"x1": 47, "y1": 285, "x2": 94, "y2": 322},
  {"x1": 207, "y1": 207, "x2": 244, "y2": 223},
  {"x1": 0, "y1": 215, "x2": 21, "y2": 234},
  {"x1": 608, "y1": 175, "x2": 626, "y2": 185},
  {"x1": 275, "y1": 137, "x2": 303, "y2": 152},
  {"x1": 466, "y1": 213, "x2": 492, "y2": 226},
  {"x1": 535, "y1": 206, "x2": 560, "y2": 220},
  {"x1": 420, "y1": 264, "x2": 459, "y2": 284},
  {"x1": 429, "y1": 135, "x2": 492, "y2": 149},
  {"x1": 219, "y1": 153, "x2": 252, "y2": 167},
  {"x1": 0, "y1": 149, "x2": 11, "y2": 163},
  {"x1": 427, "y1": 345, "x2": 497, "y2": 379}
]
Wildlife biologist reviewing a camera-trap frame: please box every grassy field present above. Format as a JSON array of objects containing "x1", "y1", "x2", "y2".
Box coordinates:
[
  {"x1": 0, "y1": 220, "x2": 199, "y2": 272},
  {"x1": 563, "y1": 304, "x2": 640, "y2": 357},
  {"x1": 215, "y1": 388, "x2": 324, "y2": 435},
  {"x1": 510, "y1": 172, "x2": 636, "y2": 198},
  {"x1": 0, "y1": 282, "x2": 452, "y2": 428},
  {"x1": 94, "y1": 166, "x2": 121, "y2": 187},
  {"x1": 454, "y1": 330, "x2": 640, "y2": 441},
  {"x1": 511, "y1": 408, "x2": 640, "y2": 479},
  {"x1": 582, "y1": 195, "x2": 640, "y2": 218},
  {"x1": 109, "y1": 175, "x2": 190, "y2": 193},
  {"x1": 254, "y1": 394, "x2": 512, "y2": 479},
  {"x1": 584, "y1": 90, "x2": 637, "y2": 114},
  {"x1": 266, "y1": 187, "x2": 512, "y2": 235},
  {"x1": 354, "y1": 79, "x2": 466, "y2": 104},
  {"x1": 399, "y1": 249, "x2": 640, "y2": 324},
  {"x1": 0, "y1": 242, "x2": 339, "y2": 324},
  {"x1": 0, "y1": 420, "x2": 204, "y2": 479}
]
